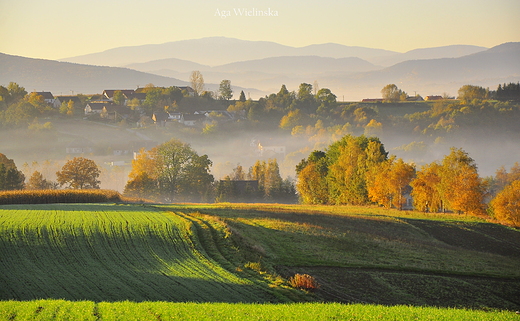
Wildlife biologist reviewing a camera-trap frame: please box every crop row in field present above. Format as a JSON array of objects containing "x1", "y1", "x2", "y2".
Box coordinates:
[
  {"x1": 0, "y1": 300, "x2": 518, "y2": 321},
  {"x1": 1, "y1": 202, "x2": 519, "y2": 312},
  {"x1": 160, "y1": 203, "x2": 520, "y2": 309},
  {"x1": 0, "y1": 204, "x2": 286, "y2": 302}
]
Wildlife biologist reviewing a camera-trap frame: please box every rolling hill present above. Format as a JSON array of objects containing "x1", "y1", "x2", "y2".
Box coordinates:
[
  {"x1": 2, "y1": 41, "x2": 518, "y2": 100},
  {"x1": 1, "y1": 202, "x2": 519, "y2": 310},
  {"x1": 0, "y1": 53, "x2": 187, "y2": 94},
  {"x1": 324, "y1": 42, "x2": 520, "y2": 99},
  {"x1": 0, "y1": 53, "x2": 265, "y2": 97},
  {"x1": 370, "y1": 44, "x2": 487, "y2": 67},
  {"x1": 125, "y1": 42, "x2": 520, "y2": 99}
]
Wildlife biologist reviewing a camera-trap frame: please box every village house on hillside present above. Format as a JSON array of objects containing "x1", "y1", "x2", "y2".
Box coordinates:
[
  {"x1": 176, "y1": 86, "x2": 196, "y2": 97},
  {"x1": 152, "y1": 111, "x2": 169, "y2": 126},
  {"x1": 101, "y1": 105, "x2": 131, "y2": 120},
  {"x1": 85, "y1": 102, "x2": 111, "y2": 114},
  {"x1": 179, "y1": 113, "x2": 206, "y2": 126},
  {"x1": 35, "y1": 92, "x2": 54, "y2": 104},
  {"x1": 361, "y1": 98, "x2": 383, "y2": 103},
  {"x1": 102, "y1": 90, "x2": 135, "y2": 101},
  {"x1": 425, "y1": 95, "x2": 443, "y2": 101},
  {"x1": 53, "y1": 95, "x2": 81, "y2": 109}
]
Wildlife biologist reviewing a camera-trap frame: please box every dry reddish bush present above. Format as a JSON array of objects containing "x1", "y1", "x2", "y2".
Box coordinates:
[{"x1": 289, "y1": 273, "x2": 320, "y2": 290}]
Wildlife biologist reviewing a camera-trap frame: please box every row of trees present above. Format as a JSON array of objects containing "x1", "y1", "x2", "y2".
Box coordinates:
[
  {"x1": 123, "y1": 139, "x2": 297, "y2": 203},
  {"x1": 1, "y1": 132, "x2": 519, "y2": 226},
  {"x1": 215, "y1": 161, "x2": 297, "y2": 203},
  {"x1": 0, "y1": 154, "x2": 100, "y2": 191},
  {"x1": 295, "y1": 135, "x2": 519, "y2": 225}
]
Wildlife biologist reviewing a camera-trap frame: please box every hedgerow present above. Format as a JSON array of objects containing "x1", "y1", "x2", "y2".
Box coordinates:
[{"x1": 0, "y1": 189, "x2": 125, "y2": 204}]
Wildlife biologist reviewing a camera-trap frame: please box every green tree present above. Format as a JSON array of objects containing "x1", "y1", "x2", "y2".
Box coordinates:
[
  {"x1": 143, "y1": 87, "x2": 165, "y2": 114},
  {"x1": 112, "y1": 90, "x2": 125, "y2": 105},
  {"x1": 457, "y1": 85, "x2": 487, "y2": 101},
  {"x1": 126, "y1": 139, "x2": 214, "y2": 202},
  {"x1": 56, "y1": 157, "x2": 101, "y2": 189},
  {"x1": 381, "y1": 84, "x2": 406, "y2": 102},
  {"x1": 239, "y1": 90, "x2": 246, "y2": 102},
  {"x1": 218, "y1": 80, "x2": 233, "y2": 101},
  {"x1": 6, "y1": 82, "x2": 27, "y2": 104},
  {"x1": 263, "y1": 159, "x2": 283, "y2": 199},
  {"x1": 2, "y1": 100, "x2": 39, "y2": 127},
  {"x1": 316, "y1": 88, "x2": 337, "y2": 114},
  {"x1": 293, "y1": 83, "x2": 317, "y2": 113},
  {"x1": 0, "y1": 154, "x2": 25, "y2": 190},
  {"x1": 26, "y1": 171, "x2": 56, "y2": 190}
]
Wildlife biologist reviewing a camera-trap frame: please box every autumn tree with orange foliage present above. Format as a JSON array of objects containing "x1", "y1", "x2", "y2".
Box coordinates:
[
  {"x1": 411, "y1": 148, "x2": 486, "y2": 215},
  {"x1": 438, "y1": 148, "x2": 486, "y2": 215},
  {"x1": 410, "y1": 162, "x2": 443, "y2": 212},
  {"x1": 492, "y1": 162, "x2": 520, "y2": 195},
  {"x1": 124, "y1": 147, "x2": 162, "y2": 200},
  {"x1": 490, "y1": 180, "x2": 520, "y2": 227},
  {"x1": 368, "y1": 156, "x2": 415, "y2": 209}
]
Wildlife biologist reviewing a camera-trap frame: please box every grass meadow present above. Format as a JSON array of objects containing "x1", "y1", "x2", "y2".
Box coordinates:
[
  {"x1": 1, "y1": 202, "x2": 519, "y2": 319},
  {"x1": 0, "y1": 300, "x2": 518, "y2": 321}
]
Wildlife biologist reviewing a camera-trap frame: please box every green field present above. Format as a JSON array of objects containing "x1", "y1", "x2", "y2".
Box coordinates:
[
  {"x1": 1, "y1": 300, "x2": 517, "y2": 321},
  {"x1": 1, "y1": 203, "x2": 519, "y2": 319}
]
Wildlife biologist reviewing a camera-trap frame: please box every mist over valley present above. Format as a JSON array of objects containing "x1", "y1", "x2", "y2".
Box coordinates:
[{"x1": 1, "y1": 38, "x2": 519, "y2": 196}]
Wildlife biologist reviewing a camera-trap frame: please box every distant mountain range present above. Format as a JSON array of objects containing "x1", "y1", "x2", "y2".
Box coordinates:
[
  {"x1": 60, "y1": 37, "x2": 399, "y2": 67},
  {"x1": 0, "y1": 53, "x2": 263, "y2": 97},
  {"x1": 1, "y1": 37, "x2": 519, "y2": 100},
  {"x1": 326, "y1": 42, "x2": 520, "y2": 99}
]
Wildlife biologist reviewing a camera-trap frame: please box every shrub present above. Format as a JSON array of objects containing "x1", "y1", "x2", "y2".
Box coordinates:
[{"x1": 289, "y1": 273, "x2": 320, "y2": 290}]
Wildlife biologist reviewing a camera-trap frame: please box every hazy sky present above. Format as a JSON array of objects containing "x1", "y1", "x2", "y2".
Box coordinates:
[{"x1": 1, "y1": 0, "x2": 519, "y2": 60}]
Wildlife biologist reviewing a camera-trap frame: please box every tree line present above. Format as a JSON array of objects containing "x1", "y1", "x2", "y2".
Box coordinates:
[
  {"x1": 295, "y1": 134, "x2": 519, "y2": 226},
  {"x1": 2, "y1": 133, "x2": 519, "y2": 227}
]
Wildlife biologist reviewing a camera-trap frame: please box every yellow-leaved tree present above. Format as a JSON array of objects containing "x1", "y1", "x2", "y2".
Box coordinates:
[
  {"x1": 438, "y1": 148, "x2": 486, "y2": 215},
  {"x1": 410, "y1": 162, "x2": 443, "y2": 212},
  {"x1": 490, "y1": 180, "x2": 520, "y2": 227},
  {"x1": 296, "y1": 151, "x2": 329, "y2": 204},
  {"x1": 367, "y1": 156, "x2": 415, "y2": 209}
]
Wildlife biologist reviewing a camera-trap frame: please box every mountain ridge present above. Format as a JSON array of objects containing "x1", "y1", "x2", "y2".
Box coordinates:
[
  {"x1": 60, "y1": 36, "x2": 398, "y2": 67},
  {"x1": 2, "y1": 41, "x2": 518, "y2": 100},
  {"x1": 0, "y1": 52, "x2": 264, "y2": 96}
]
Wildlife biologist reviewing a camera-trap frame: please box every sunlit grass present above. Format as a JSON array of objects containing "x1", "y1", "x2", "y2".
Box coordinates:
[
  {"x1": 161, "y1": 203, "x2": 519, "y2": 278},
  {"x1": 0, "y1": 204, "x2": 282, "y2": 302},
  {"x1": 0, "y1": 300, "x2": 516, "y2": 321},
  {"x1": 2, "y1": 202, "x2": 519, "y2": 314}
]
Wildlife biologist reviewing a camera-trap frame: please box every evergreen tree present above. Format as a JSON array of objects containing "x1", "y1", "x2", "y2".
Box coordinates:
[{"x1": 239, "y1": 90, "x2": 246, "y2": 102}]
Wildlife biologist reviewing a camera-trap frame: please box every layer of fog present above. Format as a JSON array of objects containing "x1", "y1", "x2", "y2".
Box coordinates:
[{"x1": 2, "y1": 117, "x2": 518, "y2": 194}]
